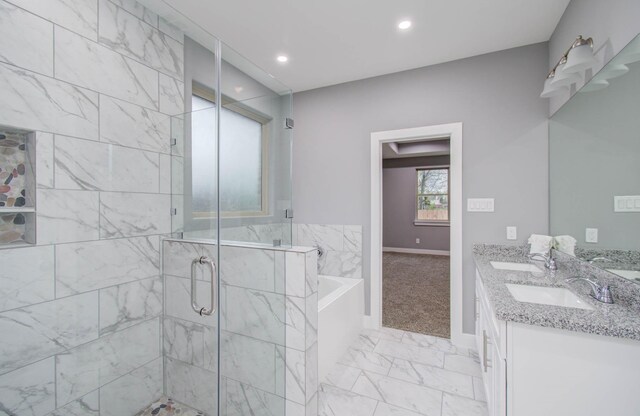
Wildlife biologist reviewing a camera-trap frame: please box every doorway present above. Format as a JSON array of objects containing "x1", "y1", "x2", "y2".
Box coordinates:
[
  {"x1": 370, "y1": 123, "x2": 469, "y2": 347},
  {"x1": 382, "y1": 150, "x2": 451, "y2": 337}
]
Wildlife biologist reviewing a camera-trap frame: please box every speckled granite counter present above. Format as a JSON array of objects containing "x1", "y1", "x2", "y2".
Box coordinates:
[{"x1": 474, "y1": 244, "x2": 640, "y2": 341}]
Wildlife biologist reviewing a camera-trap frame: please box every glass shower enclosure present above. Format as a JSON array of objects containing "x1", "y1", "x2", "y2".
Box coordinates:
[{"x1": 158, "y1": 3, "x2": 295, "y2": 415}]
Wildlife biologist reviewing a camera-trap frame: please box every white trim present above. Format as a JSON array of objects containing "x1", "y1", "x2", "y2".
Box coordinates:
[
  {"x1": 362, "y1": 314, "x2": 376, "y2": 329},
  {"x1": 370, "y1": 123, "x2": 467, "y2": 346},
  {"x1": 383, "y1": 247, "x2": 450, "y2": 256},
  {"x1": 454, "y1": 333, "x2": 476, "y2": 349}
]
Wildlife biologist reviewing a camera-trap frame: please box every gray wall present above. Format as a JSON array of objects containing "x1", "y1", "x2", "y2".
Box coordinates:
[
  {"x1": 292, "y1": 42, "x2": 550, "y2": 333},
  {"x1": 383, "y1": 156, "x2": 451, "y2": 251},
  {"x1": 548, "y1": 0, "x2": 640, "y2": 114}
]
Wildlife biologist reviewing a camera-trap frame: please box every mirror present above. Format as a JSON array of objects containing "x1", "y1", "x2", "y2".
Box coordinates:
[{"x1": 550, "y1": 33, "x2": 640, "y2": 284}]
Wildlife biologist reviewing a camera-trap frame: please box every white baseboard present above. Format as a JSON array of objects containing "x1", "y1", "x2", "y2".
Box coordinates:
[{"x1": 383, "y1": 247, "x2": 450, "y2": 256}]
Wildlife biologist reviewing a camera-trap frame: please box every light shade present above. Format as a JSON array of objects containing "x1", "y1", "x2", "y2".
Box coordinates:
[
  {"x1": 580, "y1": 79, "x2": 609, "y2": 93},
  {"x1": 564, "y1": 44, "x2": 599, "y2": 73},
  {"x1": 598, "y1": 63, "x2": 629, "y2": 81},
  {"x1": 550, "y1": 63, "x2": 582, "y2": 88},
  {"x1": 540, "y1": 77, "x2": 567, "y2": 98},
  {"x1": 617, "y1": 37, "x2": 640, "y2": 65}
]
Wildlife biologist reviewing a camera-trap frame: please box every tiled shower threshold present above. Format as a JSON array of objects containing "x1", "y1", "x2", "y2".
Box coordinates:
[{"x1": 137, "y1": 397, "x2": 204, "y2": 416}]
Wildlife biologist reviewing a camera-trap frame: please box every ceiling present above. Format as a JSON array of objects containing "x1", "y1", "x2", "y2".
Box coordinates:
[
  {"x1": 163, "y1": 0, "x2": 570, "y2": 92},
  {"x1": 383, "y1": 139, "x2": 450, "y2": 159}
]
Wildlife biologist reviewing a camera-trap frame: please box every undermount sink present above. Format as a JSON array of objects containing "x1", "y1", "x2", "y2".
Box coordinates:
[
  {"x1": 490, "y1": 261, "x2": 542, "y2": 273},
  {"x1": 505, "y1": 283, "x2": 593, "y2": 310},
  {"x1": 607, "y1": 269, "x2": 640, "y2": 282}
]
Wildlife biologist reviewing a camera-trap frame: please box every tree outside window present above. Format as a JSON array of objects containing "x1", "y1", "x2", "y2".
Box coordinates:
[{"x1": 416, "y1": 168, "x2": 449, "y2": 222}]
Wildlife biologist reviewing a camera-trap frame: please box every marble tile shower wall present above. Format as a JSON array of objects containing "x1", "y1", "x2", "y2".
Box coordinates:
[
  {"x1": 0, "y1": 0, "x2": 184, "y2": 415},
  {"x1": 163, "y1": 240, "x2": 319, "y2": 416},
  {"x1": 294, "y1": 224, "x2": 363, "y2": 279}
]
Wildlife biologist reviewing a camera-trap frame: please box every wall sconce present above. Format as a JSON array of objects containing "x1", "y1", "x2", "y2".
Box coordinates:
[
  {"x1": 563, "y1": 37, "x2": 599, "y2": 73},
  {"x1": 540, "y1": 35, "x2": 598, "y2": 98}
]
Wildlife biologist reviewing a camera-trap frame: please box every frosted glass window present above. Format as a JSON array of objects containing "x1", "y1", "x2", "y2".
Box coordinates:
[{"x1": 191, "y1": 94, "x2": 264, "y2": 215}]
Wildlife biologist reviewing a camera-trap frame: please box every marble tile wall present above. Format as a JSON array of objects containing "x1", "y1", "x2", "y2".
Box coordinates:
[
  {"x1": 0, "y1": 0, "x2": 184, "y2": 414},
  {"x1": 163, "y1": 239, "x2": 319, "y2": 416},
  {"x1": 294, "y1": 224, "x2": 363, "y2": 279}
]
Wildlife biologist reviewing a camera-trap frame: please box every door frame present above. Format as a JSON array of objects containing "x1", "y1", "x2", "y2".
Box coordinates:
[{"x1": 369, "y1": 122, "x2": 472, "y2": 347}]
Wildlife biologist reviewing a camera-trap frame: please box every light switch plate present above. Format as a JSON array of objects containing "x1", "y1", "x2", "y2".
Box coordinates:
[
  {"x1": 586, "y1": 228, "x2": 598, "y2": 243},
  {"x1": 614, "y1": 196, "x2": 640, "y2": 212},
  {"x1": 506, "y1": 226, "x2": 517, "y2": 240},
  {"x1": 467, "y1": 198, "x2": 495, "y2": 212}
]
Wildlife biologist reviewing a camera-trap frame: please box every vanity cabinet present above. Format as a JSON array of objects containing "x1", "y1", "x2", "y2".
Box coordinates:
[
  {"x1": 475, "y1": 273, "x2": 507, "y2": 416},
  {"x1": 475, "y1": 269, "x2": 640, "y2": 416}
]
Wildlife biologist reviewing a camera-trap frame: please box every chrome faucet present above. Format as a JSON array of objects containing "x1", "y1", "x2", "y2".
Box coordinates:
[
  {"x1": 528, "y1": 250, "x2": 557, "y2": 271},
  {"x1": 565, "y1": 277, "x2": 614, "y2": 304}
]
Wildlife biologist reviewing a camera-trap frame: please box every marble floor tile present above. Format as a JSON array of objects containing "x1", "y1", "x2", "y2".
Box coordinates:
[
  {"x1": 321, "y1": 327, "x2": 487, "y2": 416},
  {"x1": 441, "y1": 393, "x2": 488, "y2": 416},
  {"x1": 401, "y1": 332, "x2": 469, "y2": 356},
  {"x1": 350, "y1": 333, "x2": 380, "y2": 352},
  {"x1": 443, "y1": 354, "x2": 483, "y2": 378},
  {"x1": 324, "y1": 363, "x2": 362, "y2": 391},
  {"x1": 472, "y1": 377, "x2": 487, "y2": 402},
  {"x1": 362, "y1": 327, "x2": 405, "y2": 343},
  {"x1": 373, "y1": 402, "x2": 424, "y2": 416},
  {"x1": 338, "y1": 348, "x2": 393, "y2": 375},
  {"x1": 318, "y1": 383, "x2": 377, "y2": 416},
  {"x1": 374, "y1": 339, "x2": 445, "y2": 368},
  {"x1": 388, "y1": 359, "x2": 474, "y2": 398},
  {"x1": 351, "y1": 371, "x2": 442, "y2": 415}
]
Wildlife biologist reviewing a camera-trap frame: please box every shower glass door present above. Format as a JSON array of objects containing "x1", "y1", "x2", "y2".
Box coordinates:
[{"x1": 148, "y1": 2, "x2": 290, "y2": 415}]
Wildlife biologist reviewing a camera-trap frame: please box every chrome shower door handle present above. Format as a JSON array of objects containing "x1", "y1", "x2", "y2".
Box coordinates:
[{"x1": 190, "y1": 256, "x2": 217, "y2": 316}]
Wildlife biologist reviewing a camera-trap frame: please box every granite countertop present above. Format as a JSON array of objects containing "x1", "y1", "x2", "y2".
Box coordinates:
[{"x1": 474, "y1": 244, "x2": 640, "y2": 341}]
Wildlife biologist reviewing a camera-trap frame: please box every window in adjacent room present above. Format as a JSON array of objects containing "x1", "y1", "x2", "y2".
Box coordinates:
[{"x1": 416, "y1": 167, "x2": 449, "y2": 224}]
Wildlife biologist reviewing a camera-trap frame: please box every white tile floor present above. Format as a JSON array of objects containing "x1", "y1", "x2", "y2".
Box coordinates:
[{"x1": 319, "y1": 327, "x2": 488, "y2": 416}]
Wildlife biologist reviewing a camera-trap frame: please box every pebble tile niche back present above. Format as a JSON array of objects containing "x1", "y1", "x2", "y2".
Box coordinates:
[{"x1": 0, "y1": 126, "x2": 36, "y2": 247}]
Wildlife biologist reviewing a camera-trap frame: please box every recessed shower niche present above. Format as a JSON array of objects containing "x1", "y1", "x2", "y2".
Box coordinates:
[{"x1": 0, "y1": 126, "x2": 36, "y2": 247}]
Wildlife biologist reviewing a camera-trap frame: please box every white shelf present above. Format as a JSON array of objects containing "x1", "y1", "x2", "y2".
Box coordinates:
[{"x1": 0, "y1": 207, "x2": 35, "y2": 213}]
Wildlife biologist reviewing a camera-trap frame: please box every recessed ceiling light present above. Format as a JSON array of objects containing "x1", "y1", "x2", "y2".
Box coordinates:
[
  {"x1": 276, "y1": 55, "x2": 289, "y2": 63},
  {"x1": 398, "y1": 20, "x2": 412, "y2": 30}
]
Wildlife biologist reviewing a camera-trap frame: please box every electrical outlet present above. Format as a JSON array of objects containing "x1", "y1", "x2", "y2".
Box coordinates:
[
  {"x1": 506, "y1": 226, "x2": 517, "y2": 240},
  {"x1": 586, "y1": 228, "x2": 598, "y2": 243},
  {"x1": 416, "y1": 238, "x2": 420, "y2": 244}
]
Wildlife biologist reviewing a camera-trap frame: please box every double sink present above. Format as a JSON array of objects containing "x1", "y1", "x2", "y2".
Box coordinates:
[{"x1": 490, "y1": 261, "x2": 594, "y2": 310}]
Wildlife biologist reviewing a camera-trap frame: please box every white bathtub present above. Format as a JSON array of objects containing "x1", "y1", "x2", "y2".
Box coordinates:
[{"x1": 318, "y1": 275, "x2": 364, "y2": 382}]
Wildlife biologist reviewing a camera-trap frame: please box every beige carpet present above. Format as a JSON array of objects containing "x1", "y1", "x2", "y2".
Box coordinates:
[{"x1": 382, "y1": 252, "x2": 450, "y2": 338}]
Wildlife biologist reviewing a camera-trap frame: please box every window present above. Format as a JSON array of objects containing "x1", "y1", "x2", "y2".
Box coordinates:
[
  {"x1": 191, "y1": 86, "x2": 269, "y2": 217},
  {"x1": 416, "y1": 168, "x2": 449, "y2": 223}
]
